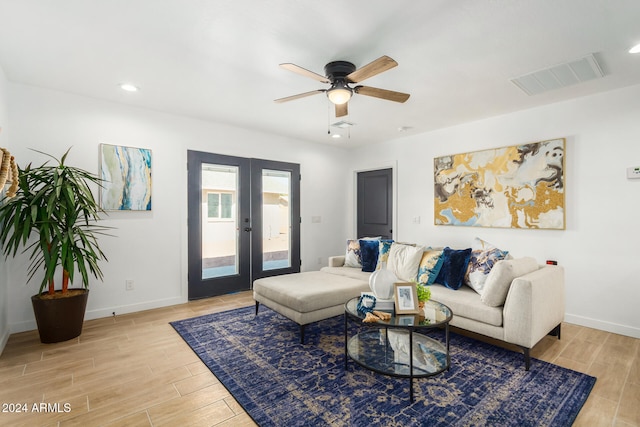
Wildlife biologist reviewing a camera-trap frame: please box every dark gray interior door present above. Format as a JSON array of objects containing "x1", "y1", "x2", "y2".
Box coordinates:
[{"x1": 357, "y1": 168, "x2": 393, "y2": 239}]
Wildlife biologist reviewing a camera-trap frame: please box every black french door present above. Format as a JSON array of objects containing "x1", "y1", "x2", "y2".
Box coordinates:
[{"x1": 187, "y1": 151, "x2": 300, "y2": 300}]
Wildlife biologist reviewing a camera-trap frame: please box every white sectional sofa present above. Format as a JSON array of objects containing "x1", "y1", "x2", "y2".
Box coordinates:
[
  {"x1": 253, "y1": 240, "x2": 565, "y2": 370},
  {"x1": 322, "y1": 255, "x2": 564, "y2": 369}
]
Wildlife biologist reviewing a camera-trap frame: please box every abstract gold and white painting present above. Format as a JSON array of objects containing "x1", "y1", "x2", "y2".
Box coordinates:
[
  {"x1": 100, "y1": 144, "x2": 152, "y2": 211},
  {"x1": 434, "y1": 138, "x2": 565, "y2": 229}
]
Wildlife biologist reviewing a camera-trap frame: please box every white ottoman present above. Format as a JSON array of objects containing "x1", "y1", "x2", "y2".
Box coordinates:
[{"x1": 253, "y1": 271, "x2": 370, "y2": 343}]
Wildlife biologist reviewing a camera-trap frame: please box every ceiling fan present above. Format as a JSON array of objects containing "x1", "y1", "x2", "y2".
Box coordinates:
[{"x1": 274, "y1": 55, "x2": 410, "y2": 118}]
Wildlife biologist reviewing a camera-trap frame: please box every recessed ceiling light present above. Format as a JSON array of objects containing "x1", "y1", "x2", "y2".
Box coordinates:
[
  {"x1": 119, "y1": 83, "x2": 139, "y2": 92},
  {"x1": 629, "y1": 43, "x2": 640, "y2": 54},
  {"x1": 331, "y1": 134, "x2": 341, "y2": 139}
]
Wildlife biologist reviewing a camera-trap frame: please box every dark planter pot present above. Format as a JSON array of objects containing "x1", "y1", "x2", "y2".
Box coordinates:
[{"x1": 31, "y1": 289, "x2": 89, "y2": 343}]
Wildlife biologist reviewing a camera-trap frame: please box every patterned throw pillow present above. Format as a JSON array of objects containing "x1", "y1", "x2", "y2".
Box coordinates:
[
  {"x1": 417, "y1": 248, "x2": 444, "y2": 286},
  {"x1": 375, "y1": 239, "x2": 394, "y2": 270},
  {"x1": 344, "y1": 237, "x2": 381, "y2": 268},
  {"x1": 434, "y1": 247, "x2": 472, "y2": 290},
  {"x1": 344, "y1": 239, "x2": 362, "y2": 268},
  {"x1": 465, "y1": 238, "x2": 509, "y2": 294}
]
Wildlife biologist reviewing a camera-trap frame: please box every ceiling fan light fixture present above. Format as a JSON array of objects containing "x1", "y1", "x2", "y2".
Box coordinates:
[{"x1": 327, "y1": 82, "x2": 352, "y2": 105}]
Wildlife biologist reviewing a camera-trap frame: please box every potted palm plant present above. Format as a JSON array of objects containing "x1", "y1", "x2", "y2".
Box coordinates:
[{"x1": 0, "y1": 148, "x2": 111, "y2": 343}]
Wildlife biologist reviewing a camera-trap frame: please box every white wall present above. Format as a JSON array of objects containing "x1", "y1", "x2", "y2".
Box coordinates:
[
  {"x1": 6, "y1": 80, "x2": 640, "y2": 341},
  {"x1": 0, "y1": 65, "x2": 9, "y2": 353},
  {"x1": 6, "y1": 83, "x2": 350, "y2": 333},
  {"x1": 348, "y1": 84, "x2": 640, "y2": 339}
]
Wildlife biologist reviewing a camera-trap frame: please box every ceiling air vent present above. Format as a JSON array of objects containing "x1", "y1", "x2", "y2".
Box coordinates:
[{"x1": 510, "y1": 53, "x2": 604, "y2": 96}]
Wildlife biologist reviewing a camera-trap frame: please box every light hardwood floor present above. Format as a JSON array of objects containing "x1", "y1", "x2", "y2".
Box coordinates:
[{"x1": 0, "y1": 291, "x2": 638, "y2": 426}]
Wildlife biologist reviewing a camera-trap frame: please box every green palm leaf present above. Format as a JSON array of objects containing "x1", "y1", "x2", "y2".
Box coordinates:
[{"x1": 0, "y1": 147, "x2": 113, "y2": 294}]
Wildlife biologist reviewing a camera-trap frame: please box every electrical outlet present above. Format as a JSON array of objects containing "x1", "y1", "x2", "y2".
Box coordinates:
[{"x1": 125, "y1": 279, "x2": 134, "y2": 291}]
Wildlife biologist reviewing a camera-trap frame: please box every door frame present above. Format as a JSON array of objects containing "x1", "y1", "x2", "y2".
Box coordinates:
[{"x1": 352, "y1": 162, "x2": 398, "y2": 239}]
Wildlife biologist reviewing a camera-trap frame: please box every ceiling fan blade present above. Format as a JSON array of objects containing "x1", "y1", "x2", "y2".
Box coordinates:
[
  {"x1": 274, "y1": 90, "x2": 325, "y2": 103},
  {"x1": 346, "y1": 55, "x2": 398, "y2": 83},
  {"x1": 335, "y1": 102, "x2": 348, "y2": 117},
  {"x1": 279, "y1": 63, "x2": 330, "y2": 83},
  {"x1": 354, "y1": 86, "x2": 410, "y2": 103}
]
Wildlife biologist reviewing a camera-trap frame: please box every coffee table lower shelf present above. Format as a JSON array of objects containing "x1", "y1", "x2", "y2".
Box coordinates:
[{"x1": 345, "y1": 329, "x2": 450, "y2": 402}]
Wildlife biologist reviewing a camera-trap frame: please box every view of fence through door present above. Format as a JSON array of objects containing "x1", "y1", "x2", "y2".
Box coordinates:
[
  {"x1": 260, "y1": 169, "x2": 292, "y2": 271},
  {"x1": 187, "y1": 151, "x2": 300, "y2": 300}
]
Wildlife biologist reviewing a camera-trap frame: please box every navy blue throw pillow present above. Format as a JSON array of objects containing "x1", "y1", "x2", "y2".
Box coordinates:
[
  {"x1": 434, "y1": 247, "x2": 472, "y2": 290},
  {"x1": 359, "y1": 239, "x2": 380, "y2": 272}
]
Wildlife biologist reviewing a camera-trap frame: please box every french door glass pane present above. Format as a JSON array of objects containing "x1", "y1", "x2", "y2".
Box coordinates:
[
  {"x1": 201, "y1": 164, "x2": 239, "y2": 279},
  {"x1": 262, "y1": 169, "x2": 291, "y2": 270}
]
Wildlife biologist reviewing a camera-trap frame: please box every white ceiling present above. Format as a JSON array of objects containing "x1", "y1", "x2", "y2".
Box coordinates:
[{"x1": 1, "y1": 0, "x2": 640, "y2": 147}]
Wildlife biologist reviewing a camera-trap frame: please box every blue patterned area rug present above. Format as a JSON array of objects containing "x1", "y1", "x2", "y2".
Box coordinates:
[{"x1": 170, "y1": 306, "x2": 595, "y2": 427}]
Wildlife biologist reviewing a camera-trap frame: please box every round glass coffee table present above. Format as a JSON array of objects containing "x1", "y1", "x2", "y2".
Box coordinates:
[{"x1": 344, "y1": 297, "x2": 453, "y2": 402}]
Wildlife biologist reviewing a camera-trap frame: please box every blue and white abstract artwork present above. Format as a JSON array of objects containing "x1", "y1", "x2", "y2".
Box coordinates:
[{"x1": 100, "y1": 144, "x2": 152, "y2": 211}]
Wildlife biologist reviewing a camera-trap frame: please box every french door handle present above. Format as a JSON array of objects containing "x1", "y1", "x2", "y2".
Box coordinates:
[{"x1": 244, "y1": 227, "x2": 252, "y2": 232}]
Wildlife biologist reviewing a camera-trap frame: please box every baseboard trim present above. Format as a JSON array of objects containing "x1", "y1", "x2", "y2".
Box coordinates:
[
  {"x1": 9, "y1": 296, "x2": 187, "y2": 335},
  {"x1": 565, "y1": 313, "x2": 640, "y2": 339},
  {"x1": 86, "y1": 296, "x2": 186, "y2": 321},
  {"x1": 0, "y1": 326, "x2": 10, "y2": 356}
]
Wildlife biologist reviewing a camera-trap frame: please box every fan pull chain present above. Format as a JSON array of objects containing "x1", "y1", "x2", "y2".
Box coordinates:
[{"x1": 327, "y1": 101, "x2": 332, "y2": 137}]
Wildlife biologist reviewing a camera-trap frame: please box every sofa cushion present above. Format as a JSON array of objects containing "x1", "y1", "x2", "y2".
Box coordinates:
[
  {"x1": 465, "y1": 238, "x2": 509, "y2": 295},
  {"x1": 387, "y1": 243, "x2": 424, "y2": 282},
  {"x1": 428, "y1": 284, "x2": 503, "y2": 327},
  {"x1": 417, "y1": 248, "x2": 444, "y2": 286},
  {"x1": 320, "y1": 266, "x2": 371, "y2": 283},
  {"x1": 434, "y1": 247, "x2": 472, "y2": 290},
  {"x1": 481, "y1": 257, "x2": 539, "y2": 307}
]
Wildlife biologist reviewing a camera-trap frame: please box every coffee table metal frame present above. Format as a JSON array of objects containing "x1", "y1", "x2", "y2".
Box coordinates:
[{"x1": 344, "y1": 297, "x2": 453, "y2": 402}]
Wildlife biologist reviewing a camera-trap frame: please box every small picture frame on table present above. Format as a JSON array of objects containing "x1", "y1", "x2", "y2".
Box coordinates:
[{"x1": 394, "y1": 282, "x2": 420, "y2": 314}]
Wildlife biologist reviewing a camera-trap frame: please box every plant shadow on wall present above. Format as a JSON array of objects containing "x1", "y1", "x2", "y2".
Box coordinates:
[{"x1": 0, "y1": 147, "x2": 113, "y2": 343}]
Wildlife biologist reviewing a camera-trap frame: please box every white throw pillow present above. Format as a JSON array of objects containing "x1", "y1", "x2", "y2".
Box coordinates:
[
  {"x1": 481, "y1": 257, "x2": 539, "y2": 307},
  {"x1": 386, "y1": 243, "x2": 424, "y2": 283}
]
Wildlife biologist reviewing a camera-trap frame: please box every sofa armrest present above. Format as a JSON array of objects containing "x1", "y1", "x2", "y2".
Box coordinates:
[
  {"x1": 328, "y1": 255, "x2": 345, "y2": 267},
  {"x1": 503, "y1": 265, "x2": 565, "y2": 348}
]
